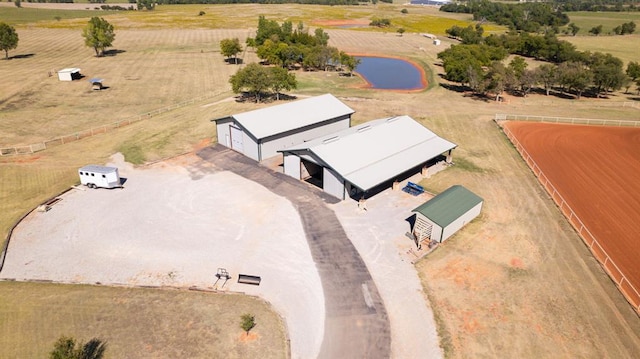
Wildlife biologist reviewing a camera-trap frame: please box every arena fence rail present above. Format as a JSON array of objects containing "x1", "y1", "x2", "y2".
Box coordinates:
[{"x1": 495, "y1": 114, "x2": 640, "y2": 314}]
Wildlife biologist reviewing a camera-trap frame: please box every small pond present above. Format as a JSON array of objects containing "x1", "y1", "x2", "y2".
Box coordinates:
[{"x1": 354, "y1": 56, "x2": 426, "y2": 90}]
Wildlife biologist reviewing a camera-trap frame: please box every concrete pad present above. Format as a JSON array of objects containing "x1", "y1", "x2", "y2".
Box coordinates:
[
  {"x1": 331, "y1": 187, "x2": 443, "y2": 359},
  {"x1": 0, "y1": 154, "x2": 324, "y2": 359}
]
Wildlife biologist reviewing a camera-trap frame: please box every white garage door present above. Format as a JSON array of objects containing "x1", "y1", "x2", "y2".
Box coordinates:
[{"x1": 230, "y1": 125, "x2": 244, "y2": 152}]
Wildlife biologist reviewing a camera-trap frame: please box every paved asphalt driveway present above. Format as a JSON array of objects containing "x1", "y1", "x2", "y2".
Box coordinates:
[{"x1": 196, "y1": 145, "x2": 391, "y2": 359}]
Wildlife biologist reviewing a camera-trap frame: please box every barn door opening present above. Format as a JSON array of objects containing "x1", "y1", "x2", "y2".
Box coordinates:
[
  {"x1": 413, "y1": 217, "x2": 433, "y2": 241},
  {"x1": 300, "y1": 159, "x2": 323, "y2": 189},
  {"x1": 230, "y1": 125, "x2": 244, "y2": 152}
]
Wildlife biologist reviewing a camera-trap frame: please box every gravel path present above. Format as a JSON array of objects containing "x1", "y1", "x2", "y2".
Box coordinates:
[
  {"x1": 0, "y1": 153, "x2": 324, "y2": 359},
  {"x1": 2, "y1": 147, "x2": 442, "y2": 358}
]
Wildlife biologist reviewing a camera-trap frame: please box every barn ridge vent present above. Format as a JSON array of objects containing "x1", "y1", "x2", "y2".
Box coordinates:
[{"x1": 323, "y1": 136, "x2": 340, "y2": 144}]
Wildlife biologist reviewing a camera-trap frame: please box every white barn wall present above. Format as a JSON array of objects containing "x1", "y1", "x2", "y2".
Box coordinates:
[
  {"x1": 259, "y1": 118, "x2": 350, "y2": 161},
  {"x1": 243, "y1": 132, "x2": 260, "y2": 161},
  {"x1": 440, "y1": 203, "x2": 483, "y2": 242},
  {"x1": 216, "y1": 120, "x2": 232, "y2": 147},
  {"x1": 284, "y1": 154, "x2": 301, "y2": 179},
  {"x1": 323, "y1": 167, "x2": 345, "y2": 199}
]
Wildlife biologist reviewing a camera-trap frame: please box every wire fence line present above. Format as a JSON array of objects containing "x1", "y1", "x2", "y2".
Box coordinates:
[
  {"x1": 495, "y1": 113, "x2": 640, "y2": 127},
  {"x1": 0, "y1": 91, "x2": 227, "y2": 156},
  {"x1": 498, "y1": 120, "x2": 640, "y2": 314}
]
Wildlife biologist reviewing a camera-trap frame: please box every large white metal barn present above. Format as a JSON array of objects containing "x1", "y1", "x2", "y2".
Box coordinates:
[
  {"x1": 279, "y1": 115, "x2": 457, "y2": 200},
  {"x1": 213, "y1": 94, "x2": 354, "y2": 162},
  {"x1": 412, "y1": 185, "x2": 483, "y2": 243}
]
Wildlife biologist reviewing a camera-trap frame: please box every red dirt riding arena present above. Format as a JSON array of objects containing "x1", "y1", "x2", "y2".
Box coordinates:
[{"x1": 503, "y1": 121, "x2": 640, "y2": 310}]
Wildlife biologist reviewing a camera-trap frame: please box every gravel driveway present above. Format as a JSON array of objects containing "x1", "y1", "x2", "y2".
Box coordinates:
[
  {"x1": 0, "y1": 153, "x2": 324, "y2": 359},
  {"x1": 2, "y1": 148, "x2": 442, "y2": 359}
]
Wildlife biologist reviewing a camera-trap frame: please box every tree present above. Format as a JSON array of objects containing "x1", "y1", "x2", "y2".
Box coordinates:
[
  {"x1": 82, "y1": 17, "x2": 115, "y2": 57},
  {"x1": 339, "y1": 51, "x2": 360, "y2": 76},
  {"x1": 588, "y1": 25, "x2": 603, "y2": 36},
  {"x1": 567, "y1": 23, "x2": 580, "y2": 36},
  {"x1": 49, "y1": 336, "x2": 107, "y2": 359},
  {"x1": 508, "y1": 56, "x2": 527, "y2": 79},
  {"x1": 137, "y1": 0, "x2": 154, "y2": 10},
  {"x1": 485, "y1": 61, "x2": 513, "y2": 101},
  {"x1": 220, "y1": 38, "x2": 242, "y2": 64},
  {"x1": 626, "y1": 61, "x2": 640, "y2": 81},
  {"x1": 269, "y1": 67, "x2": 297, "y2": 100},
  {"x1": 588, "y1": 52, "x2": 625, "y2": 97},
  {"x1": 535, "y1": 64, "x2": 557, "y2": 96},
  {"x1": 518, "y1": 69, "x2": 537, "y2": 97},
  {"x1": 0, "y1": 22, "x2": 19, "y2": 60},
  {"x1": 437, "y1": 44, "x2": 507, "y2": 86},
  {"x1": 397, "y1": 28, "x2": 405, "y2": 37},
  {"x1": 229, "y1": 63, "x2": 271, "y2": 103},
  {"x1": 369, "y1": 17, "x2": 391, "y2": 28},
  {"x1": 445, "y1": 24, "x2": 483, "y2": 45},
  {"x1": 557, "y1": 61, "x2": 592, "y2": 99},
  {"x1": 314, "y1": 28, "x2": 329, "y2": 46},
  {"x1": 255, "y1": 16, "x2": 282, "y2": 46},
  {"x1": 240, "y1": 314, "x2": 256, "y2": 335},
  {"x1": 621, "y1": 21, "x2": 636, "y2": 35}
]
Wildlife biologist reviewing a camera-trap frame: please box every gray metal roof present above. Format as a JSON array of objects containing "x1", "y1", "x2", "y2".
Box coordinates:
[
  {"x1": 220, "y1": 94, "x2": 354, "y2": 140},
  {"x1": 412, "y1": 185, "x2": 483, "y2": 228},
  {"x1": 281, "y1": 116, "x2": 457, "y2": 191}
]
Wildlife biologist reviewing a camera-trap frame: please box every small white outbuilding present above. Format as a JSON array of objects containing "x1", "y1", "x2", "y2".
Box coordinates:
[
  {"x1": 57, "y1": 68, "x2": 82, "y2": 81},
  {"x1": 412, "y1": 185, "x2": 483, "y2": 243}
]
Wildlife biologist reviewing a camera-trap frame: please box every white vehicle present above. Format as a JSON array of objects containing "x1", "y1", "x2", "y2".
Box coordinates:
[{"x1": 78, "y1": 165, "x2": 121, "y2": 189}]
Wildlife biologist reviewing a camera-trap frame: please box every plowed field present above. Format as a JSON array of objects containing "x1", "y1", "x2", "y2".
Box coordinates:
[{"x1": 504, "y1": 121, "x2": 640, "y2": 308}]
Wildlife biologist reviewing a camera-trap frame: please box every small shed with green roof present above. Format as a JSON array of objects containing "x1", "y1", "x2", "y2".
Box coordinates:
[{"x1": 412, "y1": 185, "x2": 483, "y2": 243}]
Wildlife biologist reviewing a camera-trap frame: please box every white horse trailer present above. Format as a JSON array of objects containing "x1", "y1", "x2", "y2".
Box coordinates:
[{"x1": 78, "y1": 165, "x2": 121, "y2": 189}]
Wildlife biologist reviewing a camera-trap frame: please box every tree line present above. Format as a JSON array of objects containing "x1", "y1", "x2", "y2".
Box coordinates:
[
  {"x1": 441, "y1": 0, "x2": 570, "y2": 33},
  {"x1": 148, "y1": 0, "x2": 387, "y2": 4},
  {"x1": 554, "y1": 0, "x2": 640, "y2": 12},
  {"x1": 438, "y1": 26, "x2": 640, "y2": 100},
  {"x1": 222, "y1": 17, "x2": 360, "y2": 102}
]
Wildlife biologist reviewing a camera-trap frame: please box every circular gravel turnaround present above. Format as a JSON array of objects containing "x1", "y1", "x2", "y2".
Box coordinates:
[
  {"x1": 0, "y1": 154, "x2": 325, "y2": 359},
  {"x1": 2, "y1": 147, "x2": 444, "y2": 359}
]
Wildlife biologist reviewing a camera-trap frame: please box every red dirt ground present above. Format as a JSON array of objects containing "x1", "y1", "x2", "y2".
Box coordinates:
[{"x1": 504, "y1": 121, "x2": 640, "y2": 309}]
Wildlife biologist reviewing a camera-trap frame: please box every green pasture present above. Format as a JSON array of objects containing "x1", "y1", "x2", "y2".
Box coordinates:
[
  {"x1": 0, "y1": 7, "x2": 116, "y2": 25},
  {"x1": 564, "y1": 34, "x2": 640, "y2": 65},
  {"x1": 0, "y1": 281, "x2": 286, "y2": 358},
  {"x1": 2, "y1": 3, "x2": 497, "y2": 35},
  {"x1": 566, "y1": 11, "x2": 640, "y2": 35}
]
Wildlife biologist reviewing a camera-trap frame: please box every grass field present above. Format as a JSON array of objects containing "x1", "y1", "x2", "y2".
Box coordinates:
[
  {"x1": 0, "y1": 281, "x2": 286, "y2": 358},
  {"x1": 0, "y1": 6, "x2": 116, "y2": 25},
  {"x1": 560, "y1": 11, "x2": 640, "y2": 65},
  {"x1": 566, "y1": 11, "x2": 640, "y2": 35},
  {"x1": 2, "y1": 4, "x2": 640, "y2": 358},
  {"x1": 564, "y1": 34, "x2": 640, "y2": 65}
]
